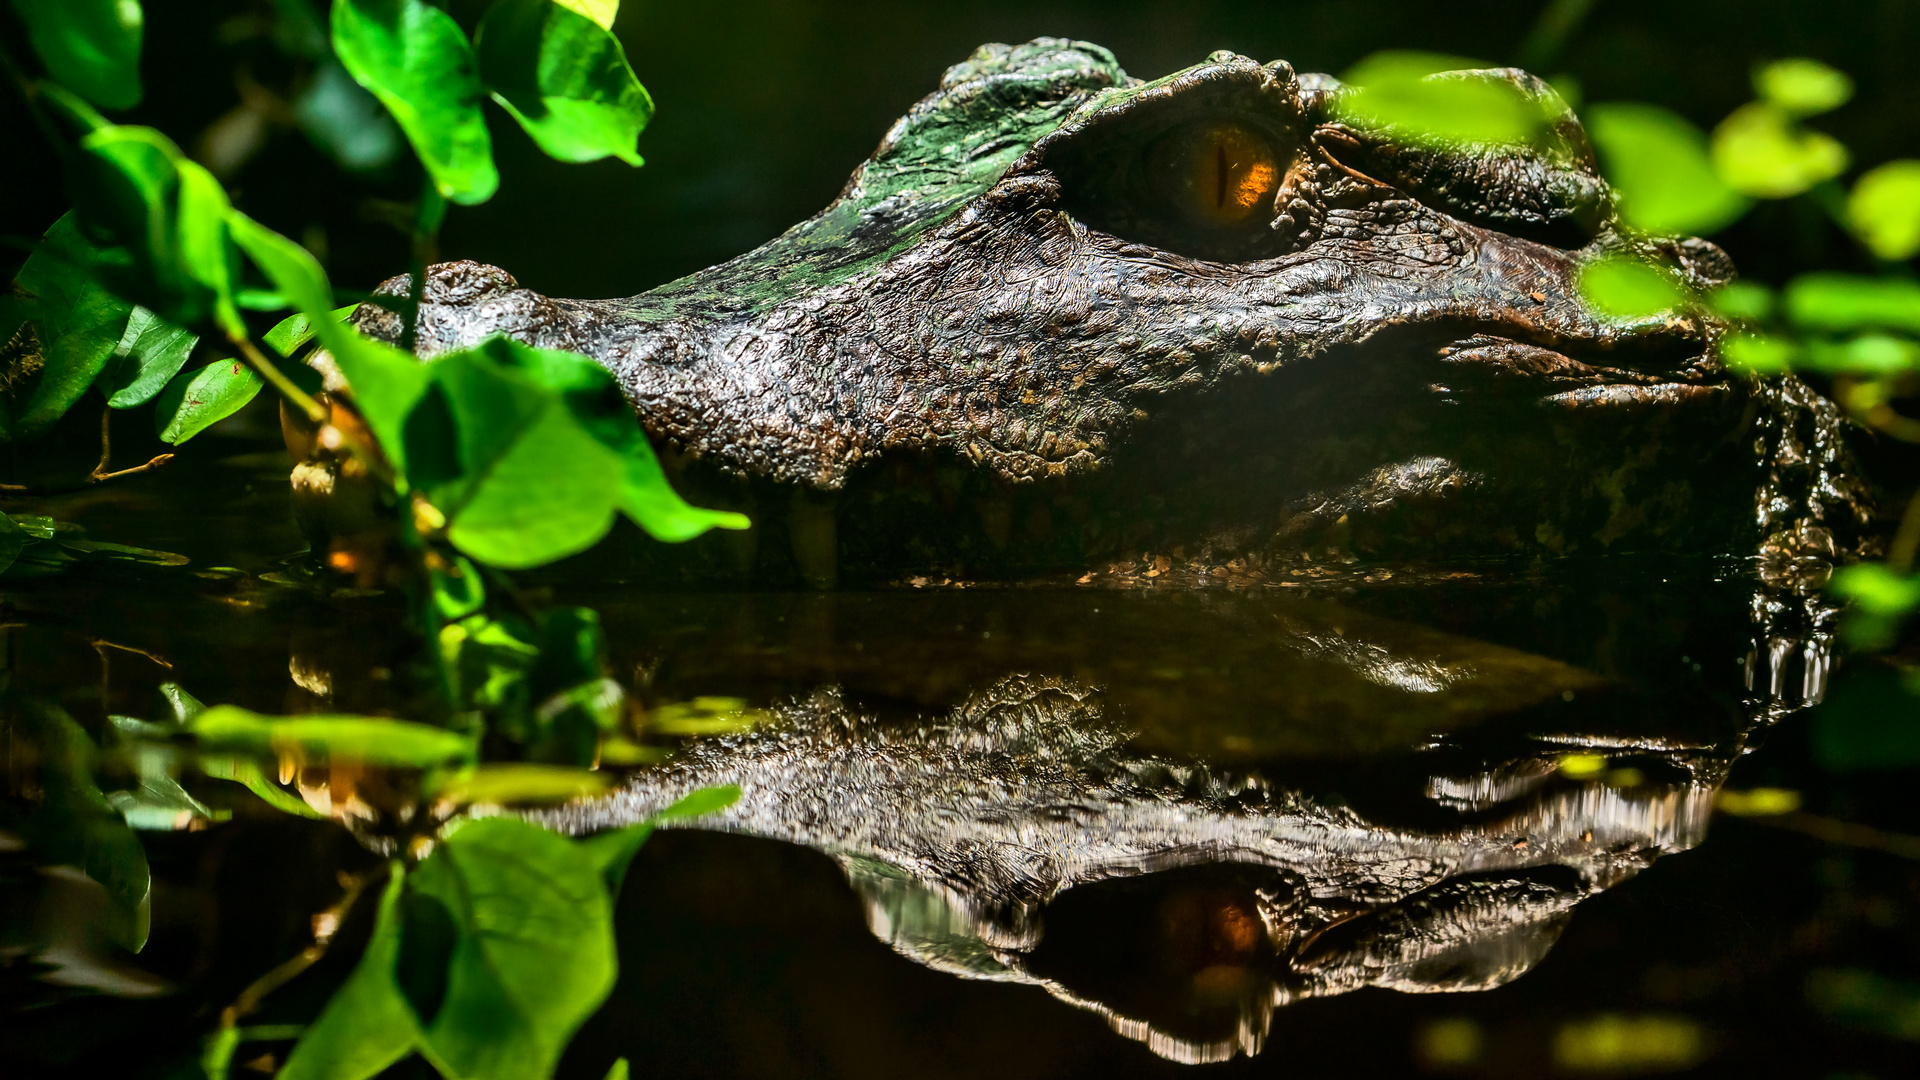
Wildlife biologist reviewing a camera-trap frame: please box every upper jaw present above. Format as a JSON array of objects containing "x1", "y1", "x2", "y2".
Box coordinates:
[{"x1": 1431, "y1": 331, "x2": 1732, "y2": 407}]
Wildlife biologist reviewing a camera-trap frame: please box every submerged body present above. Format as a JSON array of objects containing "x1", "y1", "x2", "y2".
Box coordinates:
[{"x1": 333, "y1": 39, "x2": 1864, "y2": 581}]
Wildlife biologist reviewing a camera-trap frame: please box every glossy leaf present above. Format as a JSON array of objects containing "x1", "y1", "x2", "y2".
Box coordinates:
[
  {"x1": 9, "y1": 0, "x2": 144, "y2": 110},
  {"x1": 331, "y1": 0, "x2": 498, "y2": 204},
  {"x1": 1577, "y1": 256, "x2": 1690, "y2": 319},
  {"x1": 1335, "y1": 52, "x2": 1546, "y2": 148},
  {"x1": 1584, "y1": 103, "x2": 1750, "y2": 235},
  {"x1": 1848, "y1": 159, "x2": 1920, "y2": 261},
  {"x1": 0, "y1": 213, "x2": 132, "y2": 441},
  {"x1": 476, "y1": 0, "x2": 653, "y2": 167},
  {"x1": 280, "y1": 866, "x2": 418, "y2": 1080},
  {"x1": 1754, "y1": 58, "x2": 1852, "y2": 118},
  {"x1": 557, "y1": 0, "x2": 619, "y2": 29},
  {"x1": 1711, "y1": 103, "x2": 1849, "y2": 199},
  {"x1": 1785, "y1": 274, "x2": 1920, "y2": 334},
  {"x1": 265, "y1": 304, "x2": 360, "y2": 360},
  {"x1": 153, "y1": 358, "x2": 263, "y2": 444},
  {"x1": 188, "y1": 706, "x2": 474, "y2": 766},
  {"x1": 468, "y1": 336, "x2": 749, "y2": 542},
  {"x1": 98, "y1": 306, "x2": 197, "y2": 408},
  {"x1": 411, "y1": 817, "x2": 618, "y2": 1080},
  {"x1": 71, "y1": 126, "x2": 244, "y2": 333},
  {"x1": 654, "y1": 783, "x2": 742, "y2": 821}
]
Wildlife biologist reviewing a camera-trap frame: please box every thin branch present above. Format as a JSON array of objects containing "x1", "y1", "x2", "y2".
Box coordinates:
[
  {"x1": 213, "y1": 870, "x2": 373, "y2": 1037},
  {"x1": 0, "y1": 453, "x2": 174, "y2": 496}
]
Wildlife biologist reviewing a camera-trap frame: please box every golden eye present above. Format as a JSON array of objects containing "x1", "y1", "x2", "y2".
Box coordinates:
[{"x1": 1151, "y1": 123, "x2": 1281, "y2": 226}]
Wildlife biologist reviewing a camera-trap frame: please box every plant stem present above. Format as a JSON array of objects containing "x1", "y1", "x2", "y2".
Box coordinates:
[
  {"x1": 209, "y1": 869, "x2": 376, "y2": 1050},
  {"x1": 1889, "y1": 487, "x2": 1920, "y2": 573},
  {"x1": 401, "y1": 181, "x2": 447, "y2": 354},
  {"x1": 229, "y1": 332, "x2": 327, "y2": 424}
]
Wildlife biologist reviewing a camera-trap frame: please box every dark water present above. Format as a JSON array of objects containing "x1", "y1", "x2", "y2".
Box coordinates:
[{"x1": 3, "y1": 422, "x2": 1919, "y2": 1078}]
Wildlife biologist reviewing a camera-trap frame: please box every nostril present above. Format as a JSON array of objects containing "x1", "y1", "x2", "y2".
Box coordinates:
[{"x1": 1670, "y1": 236, "x2": 1737, "y2": 291}]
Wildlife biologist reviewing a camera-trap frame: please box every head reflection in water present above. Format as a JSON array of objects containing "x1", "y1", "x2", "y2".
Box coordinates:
[{"x1": 542, "y1": 588, "x2": 1771, "y2": 1065}]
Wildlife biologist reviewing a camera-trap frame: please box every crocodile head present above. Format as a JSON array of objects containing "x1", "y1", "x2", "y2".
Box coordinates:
[{"x1": 343, "y1": 39, "x2": 1849, "y2": 580}]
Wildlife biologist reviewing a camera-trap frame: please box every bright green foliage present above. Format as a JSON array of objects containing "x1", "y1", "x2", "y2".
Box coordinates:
[
  {"x1": 1721, "y1": 332, "x2": 1795, "y2": 374},
  {"x1": 647, "y1": 696, "x2": 767, "y2": 735},
  {"x1": 188, "y1": 707, "x2": 476, "y2": 767},
  {"x1": 265, "y1": 304, "x2": 360, "y2": 360},
  {"x1": 440, "y1": 603, "x2": 622, "y2": 764},
  {"x1": 0, "y1": 214, "x2": 132, "y2": 441},
  {"x1": 1800, "y1": 334, "x2": 1920, "y2": 375},
  {"x1": 1848, "y1": 160, "x2": 1920, "y2": 261},
  {"x1": 10, "y1": 0, "x2": 144, "y2": 110},
  {"x1": 153, "y1": 357, "x2": 263, "y2": 444},
  {"x1": 1784, "y1": 274, "x2": 1920, "y2": 334},
  {"x1": 279, "y1": 867, "x2": 418, "y2": 1080},
  {"x1": 476, "y1": 0, "x2": 653, "y2": 167},
  {"x1": 1706, "y1": 281, "x2": 1774, "y2": 322},
  {"x1": 5, "y1": 703, "x2": 151, "y2": 951},
  {"x1": 434, "y1": 764, "x2": 612, "y2": 806},
  {"x1": 1576, "y1": 256, "x2": 1690, "y2": 319},
  {"x1": 98, "y1": 306, "x2": 198, "y2": 408},
  {"x1": 409, "y1": 818, "x2": 620, "y2": 1080},
  {"x1": 1582, "y1": 103, "x2": 1749, "y2": 235},
  {"x1": 1754, "y1": 57, "x2": 1853, "y2": 117},
  {"x1": 329, "y1": 335, "x2": 746, "y2": 566},
  {"x1": 71, "y1": 125, "x2": 244, "y2": 335},
  {"x1": 1832, "y1": 563, "x2": 1920, "y2": 617},
  {"x1": 556, "y1": 0, "x2": 620, "y2": 29},
  {"x1": 1711, "y1": 103, "x2": 1849, "y2": 198},
  {"x1": 1336, "y1": 52, "x2": 1548, "y2": 148},
  {"x1": 332, "y1": 0, "x2": 498, "y2": 205}
]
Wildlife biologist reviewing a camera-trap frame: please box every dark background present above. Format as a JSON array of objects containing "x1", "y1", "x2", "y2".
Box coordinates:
[{"x1": 4, "y1": 0, "x2": 1919, "y2": 300}]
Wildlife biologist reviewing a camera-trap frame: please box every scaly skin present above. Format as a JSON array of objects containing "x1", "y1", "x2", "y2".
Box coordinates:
[{"x1": 332, "y1": 39, "x2": 1862, "y2": 582}]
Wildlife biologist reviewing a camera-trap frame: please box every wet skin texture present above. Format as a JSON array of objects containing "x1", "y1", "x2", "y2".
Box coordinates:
[{"x1": 342, "y1": 40, "x2": 1857, "y2": 582}]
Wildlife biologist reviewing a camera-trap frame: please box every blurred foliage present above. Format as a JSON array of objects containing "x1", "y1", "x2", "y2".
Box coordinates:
[
  {"x1": 1551, "y1": 1014, "x2": 1706, "y2": 1071},
  {"x1": 1334, "y1": 51, "x2": 1554, "y2": 148}
]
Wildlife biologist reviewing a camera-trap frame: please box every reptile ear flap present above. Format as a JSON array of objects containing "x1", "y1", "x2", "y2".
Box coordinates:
[{"x1": 1312, "y1": 69, "x2": 1612, "y2": 248}]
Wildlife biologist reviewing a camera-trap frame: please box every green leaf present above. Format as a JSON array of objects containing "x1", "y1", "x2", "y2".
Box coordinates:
[
  {"x1": 476, "y1": 0, "x2": 653, "y2": 167},
  {"x1": 603, "y1": 1059, "x2": 631, "y2": 1080},
  {"x1": 435, "y1": 764, "x2": 613, "y2": 807},
  {"x1": 654, "y1": 783, "x2": 742, "y2": 821},
  {"x1": 1784, "y1": 274, "x2": 1920, "y2": 334},
  {"x1": 153, "y1": 357, "x2": 263, "y2": 444},
  {"x1": 331, "y1": 0, "x2": 498, "y2": 205},
  {"x1": 98, "y1": 306, "x2": 197, "y2": 408},
  {"x1": 71, "y1": 126, "x2": 243, "y2": 332},
  {"x1": 414, "y1": 348, "x2": 624, "y2": 567},
  {"x1": 265, "y1": 304, "x2": 360, "y2": 360},
  {"x1": 280, "y1": 865, "x2": 419, "y2": 1080},
  {"x1": 9, "y1": 0, "x2": 144, "y2": 110},
  {"x1": 294, "y1": 60, "x2": 404, "y2": 174},
  {"x1": 431, "y1": 553, "x2": 486, "y2": 620},
  {"x1": 12, "y1": 703, "x2": 151, "y2": 950},
  {"x1": 412, "y1": 818, "x2": 619, "y2": 1080},
  {"x1": 197, "y1": 756, "x2": 327, "y2": 819},
  {"x1": 1801, "y1": 334, "x2": 1920, "y2": 376},
  {"x1": 1754, "y1": 58, "x2": 1853, "y2": 118},
  {"x1": 227, "y1": 213, "x2": 431, "y2": 472},
  {"x1": 468, "y1": 337, "x2": 749, "y2": 542},
  {"x1": 1711, "y1": 103, "x2": 1849, "y2": 199},
  {"x1": 556, "y1": 0, "x2": 619, "y2": 30},
  {"x1": 0, "y1": 514, "x2": 24, "y2": 574},
  {"x1": 188, "y1": 706, "x2": 475, "y2": 767},
  {"x1": 1722, "y1": 332, "x2": 1796, "y2": 374},
  {"x1": 0, "y1": 213, "x2": 132, "y2": 441},
  {"x1": 1577, "y1": 255, "x2": 1691, "y2": 319},
  {"x1": 1847, "y1": 159, "x2": 1920, "y2": 261},
  {"x1": 1832, "y1": 563, "x2": 1920, "y2": 616},
  {"x1": 1705, "y1": 281, "x2": 1774, "y2": 323},
  {"x1": 1584, "y1": 103, "x2": 1750, "y2": 235},
  {"x1": 1335, "y1": 52, "x2": 1547, "y2": 148}
]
